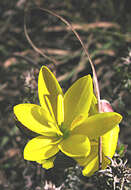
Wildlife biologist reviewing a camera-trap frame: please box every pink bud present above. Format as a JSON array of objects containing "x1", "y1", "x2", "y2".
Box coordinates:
[{"x1": 100, "y1": 99, "x2": 114, "y2": 113}]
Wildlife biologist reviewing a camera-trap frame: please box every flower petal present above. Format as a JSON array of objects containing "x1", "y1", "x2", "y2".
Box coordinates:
[
  {"x1": 38, "y1": 66, "x2": 63, "y2": 122},
  {"x1": 102, "y1": 125, "x2": 119, "y2": 158},
  {"x1": 76, "y1": 142, "x2": 98, "y2": 176},
  {"x1": 82, "y1": 157, "x2": 98, "y2": 176},
  {"x1": 24, "y1": 136, "x2": 59, "y2": 161},
  {"x1": 89, "y1": 94, "x2": 98, "y2": 116},
  {"x1": 72, "y1": 112, "x2": 122, "y2": 138},
  {"x1": 63, "y1": 75, "x2": 93, "y2": 128},
  {"x1": 37, "y1": 156, "x2": 56, "y2": 169},
  {"x1": 76, "y1": 126, "x2": 119, "y2": 177},
  {"x1": 75, "y1": 141, "x2": 110, "y2": 176},
  {"x1": 75, "y1": 141, "x2": 98, "y2": 166},
  {"x1": 42, "y1": 158, "x2": 55, "y2": 169},
  {"x1": 14, "y1": 103, "x2": 62, "y2": 136},
  {"x1": 70, "y1": 114, "x2": 88, "y2": 131},
  {"x1": 59, "y1": 134, "x2": 90, "y2": 157},
  {"x1": 82, "y1": 156, "x2": 110, "y2": 176}
]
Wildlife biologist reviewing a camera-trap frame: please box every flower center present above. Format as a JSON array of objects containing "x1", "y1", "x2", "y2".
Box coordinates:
[{"x1": 60, "y1": 123, "x2": 70, "y2": 139}]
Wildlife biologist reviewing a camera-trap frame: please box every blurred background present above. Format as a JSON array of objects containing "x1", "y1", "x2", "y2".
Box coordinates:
[{"x1": 0, "y1": 0, "x2": 131, "y2": 189}]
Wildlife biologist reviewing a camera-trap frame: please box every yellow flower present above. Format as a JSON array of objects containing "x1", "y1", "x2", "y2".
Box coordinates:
[
  {"x1": 75, "y1": 97, "x2": 121, "y2": 176},
  {"x1": 13, "y1": 66, "x2": 122, "y2": 169}
]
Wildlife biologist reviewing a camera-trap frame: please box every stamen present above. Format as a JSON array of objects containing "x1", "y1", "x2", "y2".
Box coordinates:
[{"x1": 57, "y1": 94, "x2": 64, "y2": 126}]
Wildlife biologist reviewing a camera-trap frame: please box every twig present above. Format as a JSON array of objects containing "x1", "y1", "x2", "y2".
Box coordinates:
[{"x1": 24, "y1": 10, "x2": 58, "y2": 73}]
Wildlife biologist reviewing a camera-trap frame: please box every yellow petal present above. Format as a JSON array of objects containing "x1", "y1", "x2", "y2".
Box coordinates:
[
  {"x1": 37, "y1": 156, "x2": 56, "y2": 169},
  {"x1": 70, "y1": 114, "x2": 88, "y2": 131},
  {"x1": 38, "y1": 66, "x2": 63, "y2": 121},
  {"x1": 58, "y1": 134, "x2": 90, "y2": 157},
  {"x1": 14, "y1": 104, "x2": 61, "y2": 136},
  {"x1": 72, "y1": 112, "x2": 122, "y2": 138},
  {"x1": 24, "y1": 136, "x2": 59, "y2": 160},
  {"x1": 82, "y1": 155, "x2": 110, "y2": 176},
  {"x1": 75, "y1": 141, "x2": 98, "y2": 166},
  {"x1": 77, "y1": 141, "x2": 110, "y2": 176},
  {"x1": 64, "y1": 75, "x2": 93, "y2": 128},
  {"x1": 82, "y1": 156, "x2": 98, "y2": 176},
  {"x1": 76, "y1": 127, "x2": 118, "y2": 177},
  {"x1": 102, "y1": 125, "x2": 119, "y2": 158},
  {"x1": 102, "y1": 156, "x2": 111, "y2": 169},
  {"x1": 57, "y1": 94, "x2": 64, "y2": 126},
  {"x1": 75, "y1": 141, "x2": 98, "y2": 176},
  {"x1": 42, "y1": 159, "x2": 55, "y2": 169},
  {"x1": 89, "y1": 94, "x2": 98, "y2": 116}
]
